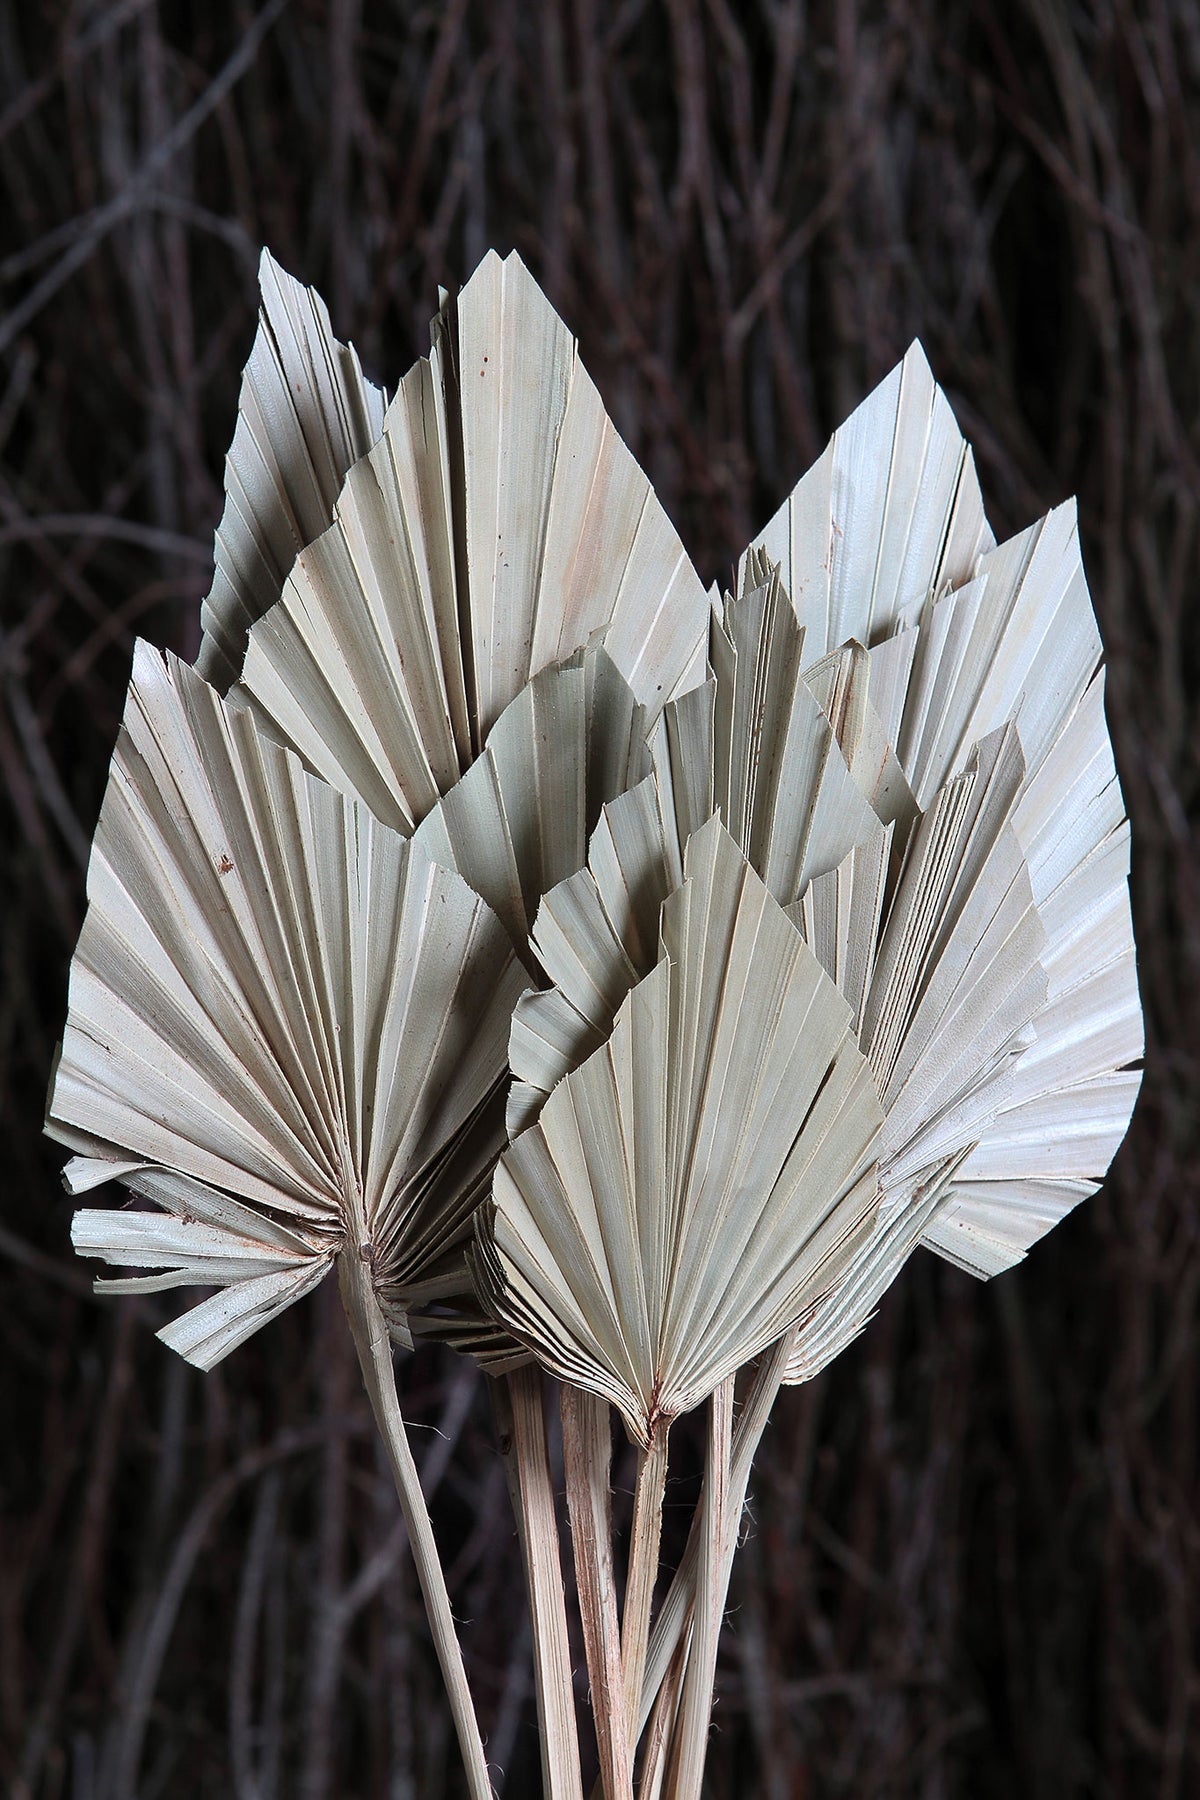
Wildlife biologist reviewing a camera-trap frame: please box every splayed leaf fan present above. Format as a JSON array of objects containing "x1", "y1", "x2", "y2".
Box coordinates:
[{"x1": 47, "y1": 642, "x2": 527, "y2": 1368}]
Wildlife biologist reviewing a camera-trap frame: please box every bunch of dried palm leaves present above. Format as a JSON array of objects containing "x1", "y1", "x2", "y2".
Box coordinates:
[{"x1": 46, "y1": 251, "x2": 1142, "y2": 1798}]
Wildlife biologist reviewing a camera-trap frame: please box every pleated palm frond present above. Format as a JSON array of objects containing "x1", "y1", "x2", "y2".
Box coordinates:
[
  {"x1": 47, "y1": 643, "x2": 526, "y2": 1366},
  {"x1": 743, "y1": 355, "x2": 1138, "y2": 1270},
  {"x1": 782, "y1": 1155, "x2": 960, "y2": 1385},
  {"x1": 738, "y1": 341, "x2": 995, "y2": 663},
  {"x1": 473, "y1": 818, "x2": 883, "y2": 1446},
  {"x1": 512, "y1": 340, "x2": 1139, "y2": 1318},
  {"x1": 852, "y1": 504, "x2": 1142, "y2": 1272},
  {"x1": 410, "y1": 640, "x2": 650, "y2": 959},
  {"x1": 935, "y1": 683, "x2": 1140, "y2": 1273},
  {"x1": 506, "y1": 573, "x2": 888, "y2": 1133},
  {"x1": 656, "y1": 559, "x2": 891, "y2": 894},
  {"x1": 723, "y1": 345, "x2": 1139, "y2": 1275},
  {"x1": 505, "y1": 699, "x2": 1051, "y2": 1372},
  {"x1": 229, "y1": 250, "x2": 709, "y2": 840},
  {"x1": 796, "y1": 627, "x2": 918, "y2": 841},
  {"x1": 796, "y1": 724, "x2": 1049, "y2": 1210},
  {"x1": 197, "y1": 251, "x2": 387, "y2": 693},
  {"x1": 371, "y1": 638, "x2": 654, "y2": 1339}
]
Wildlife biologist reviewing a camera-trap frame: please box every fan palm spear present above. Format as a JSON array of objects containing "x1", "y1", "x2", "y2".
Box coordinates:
[{"x1": 50, "y1": 252, "x2": 1140, "y2": 1799}]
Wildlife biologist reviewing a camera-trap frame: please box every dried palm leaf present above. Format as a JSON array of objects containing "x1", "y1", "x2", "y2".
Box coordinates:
[
  {"x1": 876, "y1": 502, "x2": 1100, "y2": 803},
  {"x1": 47, "y1": 643, "x2": 526, "y2": 1367},
  {"x1": 688, "y1": 561, "x2": 885, "y2": 895},
  {"x1": 231, "y1": 250, "x2": 709, "y2": 837},
  {"x1": 851, "y1": 726, "x2": 1049, "y2": 1190},
  {"x1": 797, "y1": 631, "x2": 918, "y2": 841},
  {"x1": 854, "y1": 504, "x2": 1142, "y2": 1271},
  {"x1": 506, "y1": 612, "x2": 1097, "y2": 1487},
  {"x1": 739, "y1": 341, "x2": 994, "y2": 662},
  {"x1": 734, "y1": 360, "x2": 1140, "y2": 1277},
  {"x1": 735, "y1": 717, "x2": 1051, "y2": 1352},
  {"x1": 197, "y1": 251, "x2": 387, "y2": 692},
  {"x1": 782, "y1": 1158, "x2": 960, "y2": 1384},
  {"x1": 411, "y1": 640, "x2": 649, "y2": 959},
  {"x1": 507, "y1": 575, "x2": 884, "y2": 1130},
  {"x1": 927, "y1": 691, "x2": 1142, "y2": 1272},
  {"x1": 474, "y1": 817, "x2": 883, "y2": 1449}
]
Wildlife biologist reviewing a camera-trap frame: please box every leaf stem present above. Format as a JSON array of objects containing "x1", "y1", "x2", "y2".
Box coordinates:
[
  {"x1": 664, "y1": 1378, "x2": 734, "y2": 1800},
  {"x1": 636, "y1": 1631, "x2": 687, "y2": 1800},
  {"x1": 561, "y1": 1386, "x2": 633, "y2": 1800},
  {"x1": 637, "y1": 1325, "x2": 799, "y2": 1734},
  {"x1": 506, "y1": 1364, "x2": 585, "y2": 1800},
  {"x1": 337, "y1": 1249, "x2": 494, "y2": 1800},
  {"x1": 621, "y1": 1421, "x2": 670, "y2": 1757}
]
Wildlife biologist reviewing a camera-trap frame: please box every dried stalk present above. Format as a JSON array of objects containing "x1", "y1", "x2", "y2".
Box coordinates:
[
  {"x1": 561, "y1": 1385, "x2": 633, "y2": 1799},
  {"x1": 621, "y1": 1421, "x2": 670, "y2": 1758},
  {"x1": 506, "y1": 1364, "x2": 585, "y2": 1800},
  {"x1": 664, "y1": 1377, "x2": 734, "y2": 1800},
  {"x1": 636, "y1": 1632, "x2": 688, "y2": 1800},
  {"x1": 638, "y1": 1326, "x2": 799, "y2": 1734},
  {"x1": 337, "y1": 1248, "x2": 494, "y2": 1800}
]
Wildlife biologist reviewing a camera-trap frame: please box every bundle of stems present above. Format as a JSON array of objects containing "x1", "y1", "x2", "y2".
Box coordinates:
[{"x1": 47, "y1": 250, "x2": 1141, "y2": 1796}]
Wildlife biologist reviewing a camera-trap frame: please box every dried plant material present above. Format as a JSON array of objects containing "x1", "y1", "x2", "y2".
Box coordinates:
[
  {"x1": 337, "y1": 1241, "x2": 496, "y2": 1800},
  {"x1": 475, "y1": 818, "x2": 883, "y2": 1447},
  {"x1": 682, "y1": 564, "x2": 883, "y2": 899},
  {"x1": 739, "y1": 342, "x2": 994, "y2": 663},
  {"x1": 232, "y1": 251, "x2": 709, "y2": 836},
  {"x1": 799, "y1": 634, "x2": 918, "y2": 842},
  {"x1": 43, "y1": 215, "x2": 1148, "y2": 1800},
  {"x1": 412, "y1": 641, "x2": 649, "y2": 959},
  {"x1": 879, "y1": 503, "x2": 1099, "y2": 805},
  {"x1": 69, "y1": 1166, "x2": 333, "y2": 1367},
  {"x1": 788, "y1": 825, "x2": 892, "y2": 1035},
  {"x1": 725, "y1": 412, "x2": 1140, "y2": 1279},
  {"x1": 790, "y1": 725, "x2": 1054, "y2": 1270},
  {"x1": 848, "y1": 505, "x2": 1142, "y2": 1271},
  {"x1": 505, "y1": 773, "x2": 683, "y2": 1138},
  {"x1": 782, "y1": 1161, "x2": 959, "y2": 1384},
  {"x1": 929, "y1": 696, "x2": 1142, "y2": 1272},
  {"x1": 197, "y1": 251, "x2": 387, "y2": 693},
  {"x1": 503, "y1": 1367, "x2": 585, "y2": 1800},
  {"x1": 508, "y1": 576, "x2": 884, "y2": 1129},
  {"x1": 560, "y1": 1386, "x2": 631, "y2": 1800},
  {"x1": 856, "y1": 727, "x2": 1049, "y2": 1191},
  {"x1": 47, "y1": 643, "x2": 526, "y2": 1365},
  {"x1": 506, "y1": 364, "x2": 1138, "y2": 1472},
  {"x1": 665, "y1": 1377, "x2": 733, "y2": 1800}
]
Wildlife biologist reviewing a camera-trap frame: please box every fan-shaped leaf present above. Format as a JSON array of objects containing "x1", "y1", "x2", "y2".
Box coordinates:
[
  {"x1": 740, "y1": 342, "x2": 994, "y2": 661},
  {"x1": 476, "y1": 819, "x2": 883, "y2": 1446},
  {"x1": 508, "y1": 579, "x2": 883, "y2": 1129},
  {"x1": 47, "y1": 645, "x2": 526, "y2": 1362},
  {"x1": 233, "y1": 251, "x2": 709, "y2": 833}
]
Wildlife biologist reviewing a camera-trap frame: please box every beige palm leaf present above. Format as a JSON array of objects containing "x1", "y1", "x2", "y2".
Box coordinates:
[
  {"x1": 47, "y1": 642, "x2": 526, "y2": 1366},
  {"x1": 507, "y1": 698, "x2": 1051, "y2": 1330},
  {"x1": 506, "y1": 570, "x2": 887, "y2": 1133},
  {"x1": 743, "y1": 358, "x2": 1140, "y2": 1270},
  {"x1": 474, "y1": 817, "x2": 884, "y2": 1448},
  {"x1": 410, "y1": 640, "x2": 650, "y2": 959},
  {"x1": 197, "y1": 250, "x2": 387, "y2": 692},
  {"x1": 855, "y1": 504, "x2": 1142, "y2": 1271},
  {"x1": 741, "y1": 341, "x2": 995, "y2": 662},
  {"x1": 507, "y1": 348, "x2": 1137, "y2": 1334},
  {"x1": 230, "y1": 250, "x2": 709, "y2": 840}
]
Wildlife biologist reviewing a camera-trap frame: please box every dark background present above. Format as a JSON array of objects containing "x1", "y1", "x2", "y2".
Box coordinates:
[{"x1": 1, "y1": 3, "x2": 1196, "y2": 1795}]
